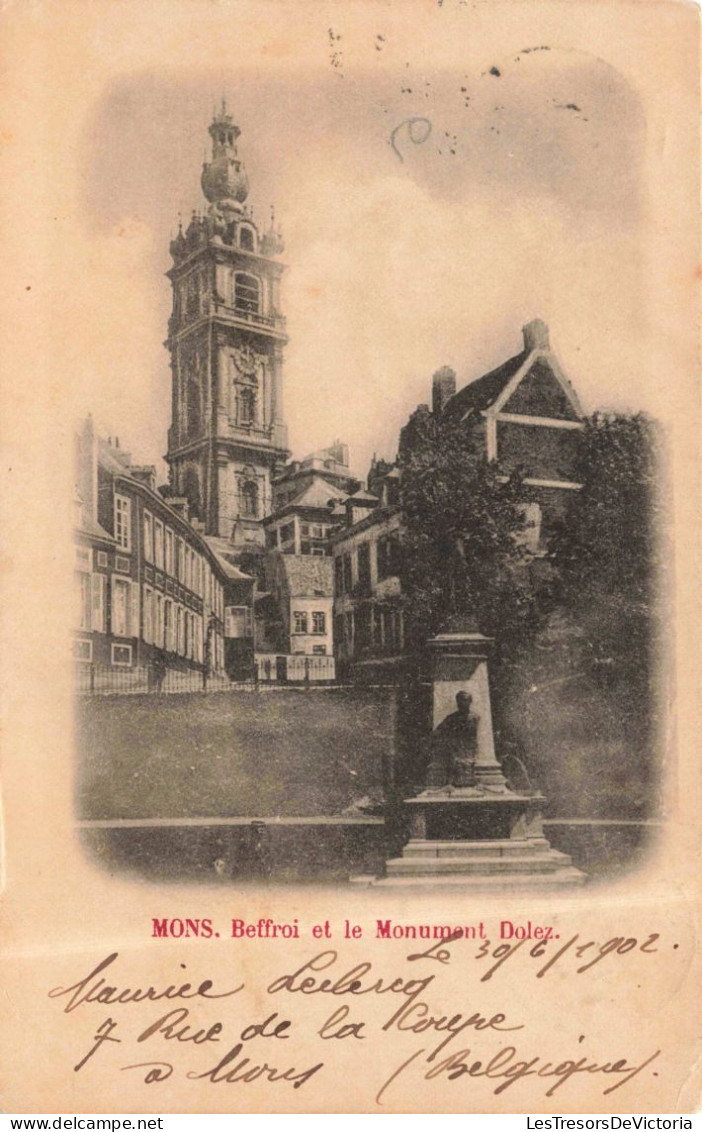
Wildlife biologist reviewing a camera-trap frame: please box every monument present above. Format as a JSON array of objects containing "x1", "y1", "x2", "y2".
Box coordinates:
[{"x1": 364, "y1": 620, "x2": 586, "y2": 888}]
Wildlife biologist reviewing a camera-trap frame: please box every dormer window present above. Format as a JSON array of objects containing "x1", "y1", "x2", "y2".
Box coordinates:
[
  {"x1": 234, "y1": 272, "x2": 260, "y2": 314},
  {"x1": 239, "y1": 226, "x2": 254, "y2": 252}
]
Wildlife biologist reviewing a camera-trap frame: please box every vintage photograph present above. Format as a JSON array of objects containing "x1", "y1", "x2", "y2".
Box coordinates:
[
  {"x1": 1, "y1": 0, "x2": 699, "y2": 1116},
  {"x1": 72, "y1": 57, "x2": 666, "y2": 890}
]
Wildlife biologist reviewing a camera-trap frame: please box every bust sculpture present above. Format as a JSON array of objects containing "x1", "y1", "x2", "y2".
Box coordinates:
[{"x1": 425, "y1": 690, "x2": 480, "y2": 789}]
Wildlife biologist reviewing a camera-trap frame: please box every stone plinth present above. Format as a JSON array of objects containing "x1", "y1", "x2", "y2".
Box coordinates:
[{"x1": 368, "y1": 790, "x2": 585, "y2": 888}]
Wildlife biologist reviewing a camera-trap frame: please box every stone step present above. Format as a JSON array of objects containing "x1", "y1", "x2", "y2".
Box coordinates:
[
  {"x1": 385, "y1": 851, "x2": 573, "y2": 877},
  {"x1": 402, "y1": 838, "x2": 553, "y2": 858},
  {"x1": 359, "y1": 866, "x2": 587, "y2": 889}
]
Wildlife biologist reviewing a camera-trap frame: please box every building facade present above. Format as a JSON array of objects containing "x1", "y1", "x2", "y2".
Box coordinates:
[
  {"x1": 74, "y1": 417, "x2": 231, "y2": 685},
  {"x1": 165, "y1": 101, "x2": 289, "y2": 548},
  {"x1": 332, "y1": 500, "x2": 404, "y2": 677},
  {"x1": 405, "y1": 319, "x2": 585, "y2": 545}
]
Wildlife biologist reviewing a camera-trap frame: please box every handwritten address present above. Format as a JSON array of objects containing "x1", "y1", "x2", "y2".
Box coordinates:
[{"x1": 47, "y1": 927, "x2": 666, "y2": 1106}]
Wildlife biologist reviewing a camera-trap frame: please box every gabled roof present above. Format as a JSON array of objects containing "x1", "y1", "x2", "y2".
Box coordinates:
[
  {"x1": 203, "y1": 537, "x2": 254, "y2": 581},
  {"x1": 275, "y1": 476, "x2": 347, "y2": 515},
  {"x1": 97, "y1": 437, "x2": 132, "y2": 476},
  {"x1": 348, "y1": 488, "x2": 379, "y2": 504},
  {"x1": 443, "y1": 350, "x2": 529, "y2": 420}
]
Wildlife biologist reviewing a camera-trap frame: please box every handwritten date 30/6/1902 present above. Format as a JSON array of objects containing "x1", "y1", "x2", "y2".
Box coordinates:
[{"x1": 47, "y1": 931, "x2": 664, "y2": 1103}]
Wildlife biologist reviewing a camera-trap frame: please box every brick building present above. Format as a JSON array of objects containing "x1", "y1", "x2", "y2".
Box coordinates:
[{"x1": 332, "y1": 320, "x2": 585, "y2": 679}]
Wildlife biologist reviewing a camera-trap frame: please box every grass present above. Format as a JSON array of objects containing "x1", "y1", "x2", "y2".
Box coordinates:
[{"x1": 75, "y1": 688, "x2": 395, "y2": 821}]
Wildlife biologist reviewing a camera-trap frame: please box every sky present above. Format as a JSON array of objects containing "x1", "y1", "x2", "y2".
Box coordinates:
[{"x1": 67, "y1": 24, "x2": 666, "y2": 482}]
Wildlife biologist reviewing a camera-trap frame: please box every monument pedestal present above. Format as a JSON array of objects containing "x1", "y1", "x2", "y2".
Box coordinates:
[
  {"x1": 354, "y1": 623, "x2": 586, "y2": 889},
  {"x1": 369, "y1": 789, "x2": 585, "y2": 888}
]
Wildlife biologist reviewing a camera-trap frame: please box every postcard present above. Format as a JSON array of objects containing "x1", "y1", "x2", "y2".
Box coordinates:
[{"x1": 0, "y1": 0, "x2": 699, "y2": 1116}]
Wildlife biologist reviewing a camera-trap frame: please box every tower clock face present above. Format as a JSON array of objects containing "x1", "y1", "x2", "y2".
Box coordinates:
[{"x1": 232, "y1": 345, "x2": 258, "y2": 377}]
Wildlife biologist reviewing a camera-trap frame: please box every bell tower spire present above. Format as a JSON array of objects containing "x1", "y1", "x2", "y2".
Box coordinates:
[
  {"x1": 201, "y1": 99, "x2": 250, "y2": 209},
  {"x1": 165, "y1": 107, "x2": 289, "y2": 547}
]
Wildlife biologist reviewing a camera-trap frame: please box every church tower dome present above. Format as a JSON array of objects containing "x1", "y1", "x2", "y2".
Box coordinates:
[{"x1": 201, "y1": 99, "x2": 250, "y2": 210}]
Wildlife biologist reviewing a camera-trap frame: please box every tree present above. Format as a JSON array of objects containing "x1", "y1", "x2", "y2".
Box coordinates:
[
  {"x1": 545, "y1": 411, "x2": 666, "y2": 814},
  {"x1": 550, "y1": 411, "x2": 664, "y2": 681},
  {"x1": 398, "y1": 405, "x2": 531, "y2": 659}
]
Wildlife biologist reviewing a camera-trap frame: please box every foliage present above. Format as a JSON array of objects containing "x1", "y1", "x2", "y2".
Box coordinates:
[
  {"x1": 549, "y1": 412, "x2": 665, "y2": 679},
  {"x1": 398, "y1": 407, "x2": 531, "y2": 655}
]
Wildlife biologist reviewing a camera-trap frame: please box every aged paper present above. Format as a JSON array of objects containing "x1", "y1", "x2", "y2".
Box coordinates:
[{"x1": 0, "y1": 0, "x2": 700, "y2": 1115}]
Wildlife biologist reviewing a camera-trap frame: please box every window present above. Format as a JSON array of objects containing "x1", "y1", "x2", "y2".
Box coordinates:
[
  {"x1": 154, "y1": 593, "x2": 163, "y2": 648},
  {"x1": 293, "y1": 611, "x2": 308, "y2": 635},
  {"x1": 91, "y1": 574, "x2": 105, "y2": 633},
  {"x1": 143, "y1": 511, "x2": 153, "y2": 562},
  {"x1": 163, "y1": 598, "x2": 172, "y2": 650},
  {"x1": 114, "y1": 495, "x2": 131, "y2": 551},
  {"x1": 97, "y1": 551, "x2": 108, "y2": 568},
  {"x1": 111, "y1": 643, "x2": 132, "y2": 667},
  {"x1": 266, "y1": 528, "x2": 278, "y2": 550},
  {"x1": 75, "y1": 572, "x2": 91, "y2": 631},
  {"x1": 73, "y1": 639, "x2": 92, "y2": 662},
  {"x1": 279, "y1": 520, "x2": 295, "y2": 544},
  {"x1": 312, "y1": 645, "x2": 327, "y2": 655},
  {"x1": 165, "y1": 529, "x2": 174, "y2": 575},
  {"x1": 115, "y1": 556, "x2": 130, "y2": 573},
  {"x1": 225, "y1": 606, "x2": 252, "y2": 638},
  {"x1": 358, "y1": 543, "x2": 371, "y2": 592},
  {"x1": 143, "y1": 587, "x2": 154, "y2": 645},
  {"x1": 184, "y1": 546, "x2": 191, "y2": 590},
  {"x1": 111, "y1": 578, "x2": 132, "y2": 637},
  {"x1": 343, "y1": 554, "x2": 352, "y2": 594},
  {"x1": 312, "y1": 612, "x2": 326, "y2": 635},
  {"x1": 154, "y1": 520, "x2": 164, "y2": 570},
  {"x1": 234, "y1": 272, "x2": 260, "y2": 314},
  {"x1": 239, "y1": 226, "x2": 254, "y2": 251},
  {"x1": 239, "y1": 480, "x2": 259, "y2": 518},
  {"x1": 238, "y1": 387, "x2": 256, "y2": 425},
  {"x1": 377, "y1": 534, "x2": 401, "y2": 580},
  {"x1": 176, "y1": 538, "x2": 184, "y2": 581},
  {"x1": 334, "y1": 557, "x2": 343, "y2": 597}
]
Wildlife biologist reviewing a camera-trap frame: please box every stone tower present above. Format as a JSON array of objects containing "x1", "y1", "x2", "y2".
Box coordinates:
[{"x1": 166, "y1": 100, "x2": 289, "y2": 547}]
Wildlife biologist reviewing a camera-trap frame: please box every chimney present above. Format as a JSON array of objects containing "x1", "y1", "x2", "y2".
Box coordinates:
[
  {"x1": 130, "y1": 465, "x2": 157, "y2": 493},
  {"x1": 432, "y1": 366, "x2": 456, "y2": 415},
  {"x1": 522, "y1": 319, "x2": 550, "y2": 352},
  {"x1": 77, "y1": 415, "x2": 97, "y2": 521},
  {"x1": 168, "y1": 496, "x2": 190, "y2": 523}
]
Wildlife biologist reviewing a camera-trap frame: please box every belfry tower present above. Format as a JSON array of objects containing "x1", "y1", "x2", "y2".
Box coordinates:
[{"x1": 166, "y1": 101, "x2": 289, "y2": 547}]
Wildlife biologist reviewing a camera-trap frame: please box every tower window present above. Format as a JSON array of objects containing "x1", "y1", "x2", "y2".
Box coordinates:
[
  {"x1": 234, "y1": 272, "x2": 260, "y2": 315},
  {"x1": 238, "y1": 387, "x2": 256, "y2": 425},
  {"x1": 239, "y1": 227, "x2": 254, "y2": 252},
  {"x1": 239, "y1": 480, "x2": 259, "y2": 518}
]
